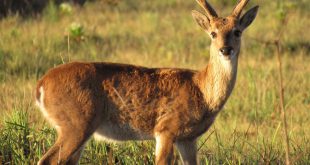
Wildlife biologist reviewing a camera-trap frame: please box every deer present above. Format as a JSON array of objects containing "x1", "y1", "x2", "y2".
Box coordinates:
[{"x1": 35, "y1": 0, "x2": 258, "y2": 164}]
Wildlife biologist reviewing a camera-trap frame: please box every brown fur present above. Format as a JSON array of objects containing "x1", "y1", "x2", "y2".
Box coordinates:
[{"x1": 36, "y1": 0, "x2": 258, "y2": 164}]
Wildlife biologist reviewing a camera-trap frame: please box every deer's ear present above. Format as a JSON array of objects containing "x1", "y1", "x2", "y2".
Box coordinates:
[
  {"x1": 192, "y1": 10, "x2": 211, "y2": 31},
  {"x1": 239, "y1": 6, "x2": 259, "y2": 30}
]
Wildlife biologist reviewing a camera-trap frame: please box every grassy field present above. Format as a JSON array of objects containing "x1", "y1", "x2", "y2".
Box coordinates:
[{"x1": 0, "y1": 0, "x2": 309, "y2": 164}]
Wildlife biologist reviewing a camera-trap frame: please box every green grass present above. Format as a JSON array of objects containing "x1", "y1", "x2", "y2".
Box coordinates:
[{"x1": 0, "y1": 0, "x2": 309, "y2": 164}]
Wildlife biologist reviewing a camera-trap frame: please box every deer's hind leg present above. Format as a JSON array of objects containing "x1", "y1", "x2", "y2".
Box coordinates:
[
  {"x1": 37, "y1": 102, "x2": 101, "y2": 165},
  {"x1": 38, "y1": 123, "x2": 93, "y2": 165},
  {"x1": 67, "y1": 144, "x2": 85, "y2": 165}
]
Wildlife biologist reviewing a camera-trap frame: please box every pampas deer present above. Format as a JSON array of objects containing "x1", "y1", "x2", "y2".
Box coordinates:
[{"x1": 36, "y1": 0, "x2": 258, "y2": 164}]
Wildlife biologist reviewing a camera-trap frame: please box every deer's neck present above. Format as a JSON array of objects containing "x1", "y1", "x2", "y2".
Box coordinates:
[{"x1": 196, "y1": 51, "x2": 238, "y2": 113}]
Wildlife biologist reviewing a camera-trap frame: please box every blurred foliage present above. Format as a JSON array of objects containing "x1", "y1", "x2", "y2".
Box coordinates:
[
  {"x1": 0, "y1": 0, "x2": 86, "y2": 18},
  {"x1": 68, "y1": 22, "x2": 85, "y2": 41},
  {"x1": 59, "y1": 3, "x2": 73, "y2": 15}
]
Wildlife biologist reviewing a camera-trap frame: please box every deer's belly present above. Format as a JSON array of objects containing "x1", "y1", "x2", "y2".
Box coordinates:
[{"x1": 93, "y1": 122, "x2": 153, "y2": 142}]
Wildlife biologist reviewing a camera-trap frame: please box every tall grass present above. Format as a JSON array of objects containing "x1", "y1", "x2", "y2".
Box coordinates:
[{"x1": 0, "y1": 0, "x2": 309, "y2": 164}]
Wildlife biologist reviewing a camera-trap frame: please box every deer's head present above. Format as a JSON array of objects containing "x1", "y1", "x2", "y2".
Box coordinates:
[{"x1": 192, "y1": 0, "x2": 258, "y2": 61}]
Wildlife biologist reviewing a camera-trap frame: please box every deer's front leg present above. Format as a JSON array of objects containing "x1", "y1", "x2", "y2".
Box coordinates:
[
  {"x1": 155, "y1": 133, "x2": 174, "y2": 165},
  {"x1": 175, "y1": 139, "x2": 197, "y2": 165}
]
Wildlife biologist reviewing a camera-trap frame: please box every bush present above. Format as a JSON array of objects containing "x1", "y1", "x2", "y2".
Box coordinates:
[{"x1": 0, "y1": 0, "x2": 86, "y2": 18}]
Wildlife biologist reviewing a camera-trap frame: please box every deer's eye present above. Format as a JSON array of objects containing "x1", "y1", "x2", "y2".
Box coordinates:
[
  {"x1": 210, "y1": 32, "x2": 217, "y2": 39},
  {"x1": 234, "y1": 30, "x2": 242, "y2": 37}
]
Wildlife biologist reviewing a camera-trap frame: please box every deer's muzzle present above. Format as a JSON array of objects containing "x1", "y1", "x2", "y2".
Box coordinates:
[{"x1": 219, "y1": 47, "x2": 234, "y2": 56}]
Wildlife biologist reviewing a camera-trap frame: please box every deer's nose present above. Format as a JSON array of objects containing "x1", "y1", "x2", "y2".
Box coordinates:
[{"x1": 219, "y1": 47, "x2": 233, "y2": 56}]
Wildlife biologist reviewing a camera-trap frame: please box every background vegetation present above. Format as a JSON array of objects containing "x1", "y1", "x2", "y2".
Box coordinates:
[{"x1": 0, "y1": 0, "x2": 309, "y2": 164}]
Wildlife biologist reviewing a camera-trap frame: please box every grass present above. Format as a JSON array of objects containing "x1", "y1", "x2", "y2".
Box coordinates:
[{"x1": 0, "y1": 0, "x2": 309, "y2": 164}]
